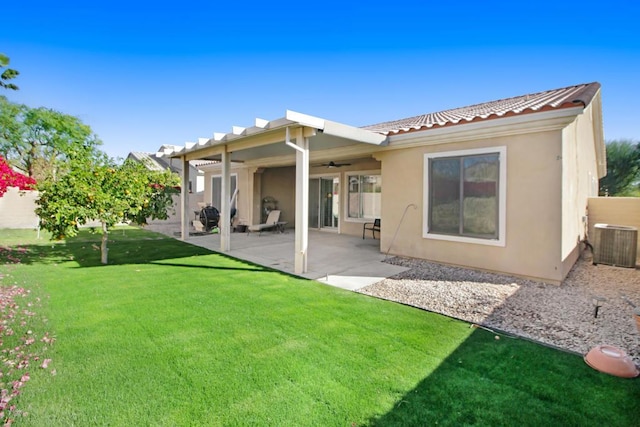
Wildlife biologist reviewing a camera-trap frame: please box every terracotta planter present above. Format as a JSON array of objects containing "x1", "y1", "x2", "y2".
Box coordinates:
[
  {"x1": 584, "y1": 345, "x2": 639, "y2": 378},
  {"x1": 635, "y1": 312, "x2": 640, "y2": 334}
]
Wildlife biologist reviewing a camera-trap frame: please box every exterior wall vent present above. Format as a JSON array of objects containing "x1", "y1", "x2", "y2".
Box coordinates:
[{"x1": 593, "y1": 224, "x2": 638, "y2": 268}]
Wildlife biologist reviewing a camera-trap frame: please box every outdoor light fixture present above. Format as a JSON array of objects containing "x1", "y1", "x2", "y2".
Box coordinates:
[{"x1": 592, "y1": 296, "x2": 605, "y2": 318}]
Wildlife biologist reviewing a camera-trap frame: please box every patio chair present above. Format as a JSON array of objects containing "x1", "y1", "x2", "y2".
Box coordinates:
[
  {"x1": 248, "y1": 210, "x2": 281, "y2": 235},
  {"x1": 363, "y1": 218, "x2": 380, "y2": 239}
]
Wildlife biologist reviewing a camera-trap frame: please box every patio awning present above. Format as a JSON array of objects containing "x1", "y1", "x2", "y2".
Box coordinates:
[
  {"x1": 158, "y1": 110, "x2": 387, "y2": 164},
  {"x1": 164, "y1": 110, "x2": 387, "y2": 276}
]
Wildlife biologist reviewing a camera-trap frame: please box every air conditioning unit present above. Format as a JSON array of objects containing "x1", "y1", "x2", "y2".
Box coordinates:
[{"x1": 593, "y1": 224, "x2": 638, "y2": 268}]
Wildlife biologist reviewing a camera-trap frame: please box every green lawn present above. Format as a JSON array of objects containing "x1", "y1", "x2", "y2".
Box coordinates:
[{"x1": 1, "y1": 227, "x2": 639, "y2": 426}]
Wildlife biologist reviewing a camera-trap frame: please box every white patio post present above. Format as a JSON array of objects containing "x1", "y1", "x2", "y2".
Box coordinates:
[
  {"x1": 220, "y1": 146, "x2": 231, "y2": 252},
  {"x1": 294, "y1": 127, "x2": 309, "y2": 274},
  {"x1": 180, "y1": 155, "x2": 190, "y2": 240}
]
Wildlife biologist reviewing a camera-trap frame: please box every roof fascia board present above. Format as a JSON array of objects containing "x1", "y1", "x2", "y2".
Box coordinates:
[
  {"x1": 589, "y1": 90, "x2": 606, "y2": 178},
  {"x1": 285, "y1": 110, "x2": 325, "y2": 129},
  {"x1": 386, "y1": 107, "x2": 584, "y2": 149},
  {"x1": 323, "y1": 120, "x2": 388, "y2": 145}
]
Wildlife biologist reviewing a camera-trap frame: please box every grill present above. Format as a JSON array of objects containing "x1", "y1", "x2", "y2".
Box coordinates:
[{"x1": 199, "y1": 206, "x2": 220, "y2": 231}]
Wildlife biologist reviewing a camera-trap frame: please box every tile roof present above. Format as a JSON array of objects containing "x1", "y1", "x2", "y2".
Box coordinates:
[
  {"x1": 190, "y1": 159, "x2": 218, "y2": 168},
  {"x1": 128, "y1": 151, "x2": 214, "y2": 171},
  {"x1": 362, "y1": 82, "x2": 601, "y2": 135},
  {"x1": 128, "y1": 151, "x2": 168, "y2": 171}
]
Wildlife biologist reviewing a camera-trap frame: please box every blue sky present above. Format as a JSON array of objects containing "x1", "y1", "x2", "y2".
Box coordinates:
[{"x1": 2, "y1": 1, "x2": 639, "y2": 159}]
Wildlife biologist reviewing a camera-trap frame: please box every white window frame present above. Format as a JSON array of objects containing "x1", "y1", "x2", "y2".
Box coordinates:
[
  {"x1": 344, "y1": 170, "x2": 382, "y2": 223},
  {"x1": 423, "y1": 146, "x2": 506, "y2": 247}
]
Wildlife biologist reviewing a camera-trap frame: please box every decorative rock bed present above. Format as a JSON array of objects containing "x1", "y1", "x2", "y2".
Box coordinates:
[{"x1": 358, "y1": 255, "x2": 640, "y2": 365}]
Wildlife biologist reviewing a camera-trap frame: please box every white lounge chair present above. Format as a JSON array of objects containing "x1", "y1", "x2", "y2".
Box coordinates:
[{"x1": 248, "y1": 210, "x2": 281, "y2": 235}]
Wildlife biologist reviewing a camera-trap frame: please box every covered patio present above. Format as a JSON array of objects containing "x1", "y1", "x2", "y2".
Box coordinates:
[
  {"x1": 181, "y1": 230, "x2": 409, "y2": 290},
  {"x1": 161, "y1": 110, "x2": 388, "y2": 276}
]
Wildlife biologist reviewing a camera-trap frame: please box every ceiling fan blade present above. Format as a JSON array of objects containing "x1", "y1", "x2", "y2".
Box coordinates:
[{"x1": 312, "y1": 161, "x2": 353, "y2": 168}]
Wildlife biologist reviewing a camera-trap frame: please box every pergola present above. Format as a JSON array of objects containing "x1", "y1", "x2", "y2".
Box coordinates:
[{"x1": 160, "y1": 110, "x2": 387, "y2": 274}]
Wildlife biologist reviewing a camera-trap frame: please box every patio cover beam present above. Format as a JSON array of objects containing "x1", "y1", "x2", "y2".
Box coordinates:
[{"x1": 163, "y1": 110, "x2": 387, "y2": 163}]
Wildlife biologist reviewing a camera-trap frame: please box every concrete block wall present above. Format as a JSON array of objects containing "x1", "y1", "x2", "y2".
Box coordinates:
[{"x1": 0, "y1": 188, "x2": 39, "y2": 229}]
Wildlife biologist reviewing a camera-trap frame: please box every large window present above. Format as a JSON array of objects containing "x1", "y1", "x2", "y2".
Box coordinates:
[
  {"x1": 348, "y1": 174, "x2": 381, "y2": 219},
  {"x1": 424, "y1": 147, "x2": 506, "y2": 245}
]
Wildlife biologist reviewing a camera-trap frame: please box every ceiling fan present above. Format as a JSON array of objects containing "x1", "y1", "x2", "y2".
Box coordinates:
[{"x1": 316, "y1": 161, "x2": 352, "y2": 168}]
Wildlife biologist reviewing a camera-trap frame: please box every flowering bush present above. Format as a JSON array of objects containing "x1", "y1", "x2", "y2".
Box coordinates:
[{"x1": 0, "y1": 157, "x2": 36, "y2": 198}]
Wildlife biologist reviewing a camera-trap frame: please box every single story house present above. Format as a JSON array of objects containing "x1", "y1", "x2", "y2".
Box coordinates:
[{"x1": 161, "y1": 82, "x2": 605, "y2": 284}]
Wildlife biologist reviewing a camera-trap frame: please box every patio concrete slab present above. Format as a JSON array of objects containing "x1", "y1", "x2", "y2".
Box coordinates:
[{"x1": 174, "y1": 228, "x2": 409, "y2": 290}]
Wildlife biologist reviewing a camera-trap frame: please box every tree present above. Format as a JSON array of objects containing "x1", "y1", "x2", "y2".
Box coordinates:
[
  {"x1": 0, "y1": 97, "x2": 102, "y2": 180},
  {"x1": 0, "y1": 155, "x2": 36, "y2": 197},
  {"x1": 36, "y1": 158, "x2": 180, "y2": 264},
  {"x1": 599, "y1": 139, "x2": 640, "y2": 196},
  {"x1": 0, "y1": 54, "x2": 19, "y2": 91}
]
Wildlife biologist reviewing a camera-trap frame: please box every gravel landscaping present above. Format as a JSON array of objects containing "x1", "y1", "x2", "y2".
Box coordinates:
[{"x1": 358, "y1": 254, "x2": 640, "y2": 365}]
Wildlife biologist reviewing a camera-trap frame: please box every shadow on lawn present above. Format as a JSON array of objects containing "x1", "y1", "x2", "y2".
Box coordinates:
[
  {"x1": 367, "y1": 328, "x2": 640, "y2": 426},
  {"x1": 0, "y1": 227, "x2": 268, "y2": 272},
  {"x1": 149, "y1": 260, "x2": 266, "y2": 273}
]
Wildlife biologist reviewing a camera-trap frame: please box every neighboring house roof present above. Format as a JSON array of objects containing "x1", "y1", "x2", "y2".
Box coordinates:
[
  {"x1": 128, "y1": 151, "x2": 212, "y2": 172},
  {"x1": 362, "y1": 82, "x2": 601, "y2": 135},
  {"x1": 190, "y1": 160, "x2": 218, "y2": 168},
  {"x1": 128, "y1": 151, "x2": 177, "y2": 172}
]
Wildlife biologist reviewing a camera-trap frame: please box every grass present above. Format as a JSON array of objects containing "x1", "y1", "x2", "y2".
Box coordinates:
[{"x1": 1, "y1": 226, "x2": 639, "y2": 426}]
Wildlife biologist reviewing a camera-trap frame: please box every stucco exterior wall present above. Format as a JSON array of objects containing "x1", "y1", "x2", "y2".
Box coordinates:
[
  {"x1": 560, "y1": 99, "x2": 602, "y2": 276},
  {"x1": 377, "y1": 130, "x2": 566, "y2": 283},
  {"x1": 261, "y1": 167, "x2": 295, "y2": 226},
  {"x1": 588, "y1": 197, "x2": 640, "y2": 263},
  {"x1": 0, "y1": 188, "x2": 39, "y2": 229}
]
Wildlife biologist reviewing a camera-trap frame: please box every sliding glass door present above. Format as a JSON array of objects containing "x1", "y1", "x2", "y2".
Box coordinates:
[{"x1": 309, "y1": 177, "x2": 339, "y2": 230}]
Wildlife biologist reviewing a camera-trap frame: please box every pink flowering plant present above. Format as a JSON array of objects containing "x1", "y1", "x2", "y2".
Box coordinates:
[
  {"x1": 0, "y1": 247, "x2": 54, "y2": 426},
  {"x1": 0, "y1": 157, "x2": 35, "y2": 198}
]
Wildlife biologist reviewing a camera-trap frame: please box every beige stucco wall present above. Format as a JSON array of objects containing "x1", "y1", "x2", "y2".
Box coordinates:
[
  {"x1": 588, "y1": 197, "x2": 640, "y2": 262},
  {"x1": 559, "y1": 99, "x2": 602, "y2": 277},
  {"x1": 377, "y1": 129, "x2": 567, "y2": 283},
  {"x1": 0, "y1": 188, "x2": 40, "y2": 229},
  {"x1": 261, "y1": 167, "x2": 296, "y2": 226}
]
